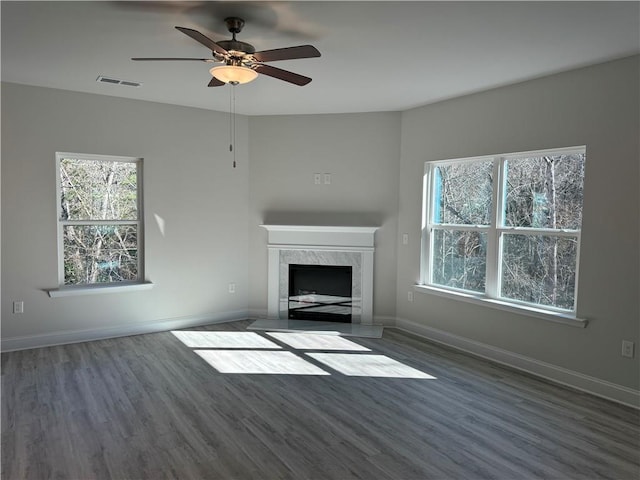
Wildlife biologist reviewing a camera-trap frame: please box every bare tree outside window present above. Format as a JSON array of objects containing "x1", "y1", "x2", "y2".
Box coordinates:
[
  {"x1": 423, "y1": 148, "x2": 585, "y2": 313},
  {"x1": 58, "y1": 155, "x2": 142, "y2": 285},
  {"x1": 431, "y1": 161, "x2": 492, "y2": 293},
  {"x1": 501, "y1": 154, "x2": 584, "y2": 309}
]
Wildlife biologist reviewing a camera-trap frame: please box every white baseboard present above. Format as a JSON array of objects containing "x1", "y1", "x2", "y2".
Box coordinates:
[
  {"x1": 394, "y1": 317, "x2": 640, "y2": 409},
  {"x1": 1, "y1": 310, "x2": 249, "y2": 352},
  {"x1": 373, "y1": 315, "x2": 396, "y2": 327},
  {"x1": 248, "y1": 308, "x2": 267, "y2": 319}
]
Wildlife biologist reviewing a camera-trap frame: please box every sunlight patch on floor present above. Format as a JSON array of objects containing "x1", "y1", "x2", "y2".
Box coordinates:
[
  {"x1": 195, "y1": 350, "x2": 330, "y2": 375},
  {"x1": 171, "y1": 331, "x2": 281, "y2": 349},
  {"x1": 172, "y1": 328, "x2": 436, "y2": 379},
  {"x1": 265, "y1": 332, "x2": 371, "y2": 351},
  {"x1": 307, "y1": 353, "x2": 436, "y2": 379}
]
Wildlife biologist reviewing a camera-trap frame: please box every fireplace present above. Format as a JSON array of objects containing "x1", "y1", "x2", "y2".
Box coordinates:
[
  {"x1": 260, "y1": 225, "x2": 378, "y2": 324},
  {"x1": 288, "y1": 264, "x2": 353, "y2": 322}
]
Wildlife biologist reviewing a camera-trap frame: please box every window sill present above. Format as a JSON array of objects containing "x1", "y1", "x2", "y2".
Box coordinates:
[
  {"x1": 47, "y1": 282, "x2": 154, "y2": 298},
  {"x1": 413, "y1": 284, "x2": 587, "y2": 328}
]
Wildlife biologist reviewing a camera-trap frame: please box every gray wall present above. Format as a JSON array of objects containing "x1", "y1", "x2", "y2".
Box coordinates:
[
  {"x1": 2, "y1": 83, "x2": 249, "y2": 341},
  {"x1": 247, "y1": 113, "x2": 401, "y2": 321},
  {"x1": 396, "y1": 56, "x2": 640, "y2": 390},
  {"x1": 2, "y1": 56, "x2": 638, "y2": 397}
]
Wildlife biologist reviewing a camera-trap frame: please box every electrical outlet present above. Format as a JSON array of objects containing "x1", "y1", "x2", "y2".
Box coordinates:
[
  {"x1": 622, "y1": 340, "x2": 635, "y2": 358},
  {"x1": 228, "y1": 283, "x2": 236, "y2": 294},
  {"x1": 402, "y1": 233, "x2": 409, "y2": 245},
  {"x1": 314, "y1": 173, "x2": 322, "y2": 185},
  {"x1": 13, "y1": 301, "x2": 24, "y2": 314},
  {"x1": 407, "y1": 291, "x2": 413, "y2": 302}
]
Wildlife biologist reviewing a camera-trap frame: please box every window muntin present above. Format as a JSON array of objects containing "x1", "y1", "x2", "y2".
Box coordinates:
[
  {"x1": 57, "y1": 153, "x2": 143, "y2": 286},
  {"x1": 422, "y1": 147, "x2": 585, "y2": 314}
]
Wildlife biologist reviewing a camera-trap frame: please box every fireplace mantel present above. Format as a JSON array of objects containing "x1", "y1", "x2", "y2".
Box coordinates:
[
  {"x1": 260, "y1": 225, "x2": 378, "y2": 248},
  {"x1": 260, "y1": 225, "x2": 379, "y2": 324}
]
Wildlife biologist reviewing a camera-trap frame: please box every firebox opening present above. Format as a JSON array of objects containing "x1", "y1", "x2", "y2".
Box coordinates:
[{"x1": 288, "y1": 264, "x2": 353, "y2": 323}]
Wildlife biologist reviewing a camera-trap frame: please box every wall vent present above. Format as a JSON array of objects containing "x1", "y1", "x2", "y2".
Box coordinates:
[{"x1": 96, "y1": 76, "x2": 142, "y2": 87}]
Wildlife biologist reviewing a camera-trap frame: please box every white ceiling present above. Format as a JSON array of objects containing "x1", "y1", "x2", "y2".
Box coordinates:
[{"x1": 2, "y1": 1, "x2": 639, "y2": 116}]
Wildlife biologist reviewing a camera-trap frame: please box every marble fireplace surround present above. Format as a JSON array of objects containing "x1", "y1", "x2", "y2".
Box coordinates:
[{"x1": 260, "y1": 225, "x2": 379, "y2": 325}]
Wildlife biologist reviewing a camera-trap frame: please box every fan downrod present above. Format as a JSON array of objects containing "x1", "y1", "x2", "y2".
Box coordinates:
[{"x1": 217, "y1": 17, "x2": 255, "y2": 54}]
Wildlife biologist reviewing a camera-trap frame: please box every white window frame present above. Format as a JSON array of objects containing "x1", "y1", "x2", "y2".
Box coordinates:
[
  {"x1": 52, "y1": 152, "x2": 148, "y2": 295},
  {"x1": 419, "y1": 146, "x2": 586, "y2": 326}
]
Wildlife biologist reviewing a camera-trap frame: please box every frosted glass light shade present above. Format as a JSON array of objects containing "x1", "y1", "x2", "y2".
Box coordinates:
[{"x1": 210, "y1": 65, "x2": 258, "y2": 84}]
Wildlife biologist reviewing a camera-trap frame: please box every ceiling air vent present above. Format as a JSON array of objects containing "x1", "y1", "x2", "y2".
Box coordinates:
[{"x1": 96, "y1": 76, "x2": 142, "y2": 87}]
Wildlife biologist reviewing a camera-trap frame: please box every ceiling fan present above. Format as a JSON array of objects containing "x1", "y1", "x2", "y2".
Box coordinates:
[{"x1": 132, "y1": 17, "x2": 320, "y2": 86}]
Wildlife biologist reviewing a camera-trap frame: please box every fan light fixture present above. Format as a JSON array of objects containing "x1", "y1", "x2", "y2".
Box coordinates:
[{"x1": 210, "y1": 65, "x2": 258, "y2": 85}]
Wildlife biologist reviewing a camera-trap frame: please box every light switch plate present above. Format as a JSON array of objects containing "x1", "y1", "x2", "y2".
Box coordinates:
[{"x1": 622, "y1": 340, "x2": 635, "y2": 358}]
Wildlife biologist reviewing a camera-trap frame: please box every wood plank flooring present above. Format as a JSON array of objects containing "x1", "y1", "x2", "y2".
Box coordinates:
[{"x1": 2, "y1": 320, "x2": 639, "y2": 479}]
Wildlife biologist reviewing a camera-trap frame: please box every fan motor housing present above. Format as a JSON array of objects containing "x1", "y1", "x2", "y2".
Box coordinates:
[{"x1": 217, "y1": 39, "x2": 255, "y2": 55}]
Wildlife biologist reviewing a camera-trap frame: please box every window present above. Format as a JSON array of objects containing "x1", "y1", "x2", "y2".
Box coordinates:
[
  {"x1": 57, "y1": 153, "x2": 143, "y2": 286},
  {"x1": 421, "y1": 147, "x2": 585, "y2": 315}
]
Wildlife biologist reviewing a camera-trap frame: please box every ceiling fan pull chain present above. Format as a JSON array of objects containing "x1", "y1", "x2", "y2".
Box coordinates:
[
  {"x1": 232, "y1": 84, "x2": 237, "y2": 168},
  {"x1": 229, "y1": 84, "x2": 233, "y2": 154},
  {"x1": 228, "y1": 83, "x2": 236, "y2": 168}
]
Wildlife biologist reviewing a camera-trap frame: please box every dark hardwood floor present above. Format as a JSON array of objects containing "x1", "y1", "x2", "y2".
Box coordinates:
[{"x1": 2, "y1": 320, "x2": 639, "y2": 479}]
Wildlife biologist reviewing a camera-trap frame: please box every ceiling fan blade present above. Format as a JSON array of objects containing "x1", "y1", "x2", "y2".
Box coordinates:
[
  {"x1": 132, "y1": 57, "x2": 215, "y2": 62},
  {"x1": 175, "y1": 26, "x2": 228, "y2": 56},
  {"x1": 252, "y1": 45, "x2": 321, "y2": 63},
  {"x1": 208, "y1": 77, "x2": 225, "y2": 87},
  {"x1": 253, "y1": 64, "x2": 312, "y2": 86}
]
